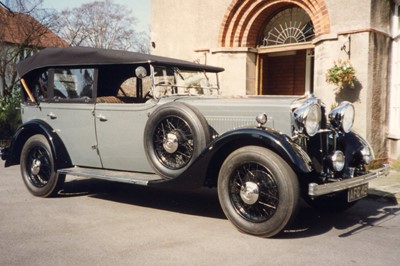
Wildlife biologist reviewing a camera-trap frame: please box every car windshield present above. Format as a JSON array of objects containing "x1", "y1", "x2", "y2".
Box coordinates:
[{"x1": 151, "y1": 65, "x2": 220, "y2": 97}]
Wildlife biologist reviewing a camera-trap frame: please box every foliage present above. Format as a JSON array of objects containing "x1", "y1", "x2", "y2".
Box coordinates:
[
  {"x1": 326, "y1": 59, "x2": 357, "y2": 93},
  {"x1": 57, "y1": 0, "x2": 150, "y2": 53},
  {"x1": 0, "y1": 89, "x2": 22, "y2": 139}
]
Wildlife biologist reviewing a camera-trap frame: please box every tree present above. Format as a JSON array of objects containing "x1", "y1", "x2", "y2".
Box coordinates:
[
  {"x1": 0, "y1": 0, "x2": 63, "y2": 97},
  {"x1": 0, "y1": 0, "x2": 63, "y2": 139},
  {"x1": 58, "y1": 0, "x2": 150, "y2": 53}
]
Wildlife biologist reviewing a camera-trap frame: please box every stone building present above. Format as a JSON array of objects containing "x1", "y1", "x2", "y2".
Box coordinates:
[{"x1": 151, "y1": 0, "x2": 400, "y2": 160}]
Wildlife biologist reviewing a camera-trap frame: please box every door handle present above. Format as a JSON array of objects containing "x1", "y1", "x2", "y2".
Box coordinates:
[
  {"x1": 96, "y1": 114, "x2": 108, "y2": 122},
  {"x1": 47, "y1": 112, "x2": 57, "y2": 119}
]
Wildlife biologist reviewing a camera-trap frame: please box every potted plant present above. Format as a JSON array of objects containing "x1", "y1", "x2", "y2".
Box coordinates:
[{"x1": 326, "y1": 59, "x2": 357, "y2": 94}]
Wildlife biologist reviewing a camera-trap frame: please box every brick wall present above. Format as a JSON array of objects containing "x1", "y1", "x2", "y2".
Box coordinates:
[{"x1": 219, "y1": 0, "x2": 330, "y2": 47}]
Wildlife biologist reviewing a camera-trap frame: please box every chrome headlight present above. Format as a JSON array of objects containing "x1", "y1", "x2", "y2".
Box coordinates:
[
  {"x1": 330, "y1": 151, "x2": 345, "y2": 171},
  {"x1": 329, "y1": 102, "x2": 355, "y2": 133},
  {"x1": 292, "y1": 102, "x2": 322, "y2": 137}
]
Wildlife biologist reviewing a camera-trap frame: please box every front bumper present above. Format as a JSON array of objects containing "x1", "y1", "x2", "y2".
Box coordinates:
[{"x1": 308, "y1": 164, "x2": 390, "y2": 197}]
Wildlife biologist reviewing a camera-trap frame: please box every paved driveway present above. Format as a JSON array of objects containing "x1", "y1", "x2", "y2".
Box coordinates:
[{"x1": 1, "y1": 165, "x2": 399, "y2": 265}]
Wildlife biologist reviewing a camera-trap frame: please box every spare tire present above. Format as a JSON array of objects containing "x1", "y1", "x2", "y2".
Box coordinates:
[{"x1": 144, "y1": 102, "x2": 211, "y2": 179}]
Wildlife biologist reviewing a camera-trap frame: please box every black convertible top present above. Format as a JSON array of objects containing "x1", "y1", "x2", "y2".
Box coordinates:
[{"x1": 17, "y1": 46, "x2": 224, "y2": 77}]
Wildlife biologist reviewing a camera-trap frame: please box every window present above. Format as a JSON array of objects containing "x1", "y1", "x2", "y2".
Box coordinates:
[
  {"x1": 259, "y1": 7, "x2": 314, "y2": 47},
  {"x1": 53, "y1": 68, "x2": 94, "y2": 101},
  {"x1": 23, "y1": 70, "x2": 49, "y2": 103},
  {"x1": 34, "y1": 71, "x2": 49, "y2": 101},
  {"x1": 153, "y1": 66, "x2": 219, "y2": 97}
]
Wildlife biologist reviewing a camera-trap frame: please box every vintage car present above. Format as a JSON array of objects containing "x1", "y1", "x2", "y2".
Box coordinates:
[{"x1": 1, "y1": 47, "x2": 389, "y2": 237}]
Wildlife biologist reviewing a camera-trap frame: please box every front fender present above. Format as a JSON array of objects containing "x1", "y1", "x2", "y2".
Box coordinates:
[
  {"x1": 149, "y1": 127, "x2": 312, "y2": 189},
  {"x1": 4, "y1": 119, "x2": 72, "y2": 169},
  {"x1": 341, "y1": 131, "x2": 374, "y2": 166},
  {"x1": 207, "y1": 128, "x2": 312, "y2": 174}
]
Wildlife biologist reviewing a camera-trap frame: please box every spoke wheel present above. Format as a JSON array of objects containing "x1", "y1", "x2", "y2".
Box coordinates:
[
  {"x1": 20, "y1": 135, "x2": 65, "y2": 197},
  {"x1": 25, "y1": 145, "x2": 52, "y2": 188},
  {"x1": 218, "y1": 146, "x2": 299, "y2": 237},
  {"x1": 153, "y1": 116, "x2": 194, "y2": 169},
  {"x1": 144, "y1": 102, "x2": 211, "y2": 179},
  {"x1": 229, "y1": 163, "x2": 279, "y2": 223}
]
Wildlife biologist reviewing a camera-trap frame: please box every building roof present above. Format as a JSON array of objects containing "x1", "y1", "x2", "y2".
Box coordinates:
[
  {"x1": 17, "y1": 46, "x2": 225, "y2": 78},
  {"x1": 0, "y1": 6, "x2": 67, "y2": 48}
]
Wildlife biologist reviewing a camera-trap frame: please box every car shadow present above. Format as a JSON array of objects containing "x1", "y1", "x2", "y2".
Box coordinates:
[
  {"x1": 59, "y1": 178, "x2": 400, "y2": 238},
  {"x1": 279, "y1": 199, "x2": 400, "y2": 239},
  {"x1": 59, "y1": 178, "x2": 225, "y2": 220}
]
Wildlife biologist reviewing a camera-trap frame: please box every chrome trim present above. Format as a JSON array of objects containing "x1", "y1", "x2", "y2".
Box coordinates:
[{"x1": 308, "y1": 164, "x2": 390, "y2": 197}]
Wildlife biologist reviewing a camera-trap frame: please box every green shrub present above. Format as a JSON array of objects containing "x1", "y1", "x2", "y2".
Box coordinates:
[{"x1": 0, "y1": 90, "x2": 22, "y2": 139}]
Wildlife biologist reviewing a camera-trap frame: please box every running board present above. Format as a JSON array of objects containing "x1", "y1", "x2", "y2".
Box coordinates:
[{"x1": 58, "y1": 167, "x2": 162, "y2": 186}]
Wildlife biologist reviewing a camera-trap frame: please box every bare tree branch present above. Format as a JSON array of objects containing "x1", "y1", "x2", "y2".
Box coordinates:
[
  {"x1": 57, "y1": 0, "x2": 150, "y2": 52},
  {"x1": 0, "y1": 0, "x2": 64, "y2": 96}
]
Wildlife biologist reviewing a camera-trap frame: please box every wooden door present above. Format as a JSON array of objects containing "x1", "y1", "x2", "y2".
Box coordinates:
[{"x1": 260, "y1": 50, "x2": 307, "y2": 95}]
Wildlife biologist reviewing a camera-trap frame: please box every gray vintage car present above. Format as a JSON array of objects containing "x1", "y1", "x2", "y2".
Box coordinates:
[{"x1": 1, "y1": 47, "x2": 388, "y2": 237}]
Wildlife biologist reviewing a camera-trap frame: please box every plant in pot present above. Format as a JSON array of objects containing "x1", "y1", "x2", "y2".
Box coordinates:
[{"x1": 326, "y1": 59, "x2": 357, "y2": 94}]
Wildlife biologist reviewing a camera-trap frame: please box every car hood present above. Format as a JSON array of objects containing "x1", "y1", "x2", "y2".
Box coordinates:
[{"x1": 159, "y1": 95, "x2": 298, "y2": 136}]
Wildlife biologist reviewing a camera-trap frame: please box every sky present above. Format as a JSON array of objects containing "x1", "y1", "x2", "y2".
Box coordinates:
[{"x1": 41, "y1": 0, "x2": 151, "y2": 33}]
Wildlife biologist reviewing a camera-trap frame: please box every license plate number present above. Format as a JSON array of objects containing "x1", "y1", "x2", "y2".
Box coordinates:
[{"x1": 348, "y1": 183, "x2": 368, "y2": 202}]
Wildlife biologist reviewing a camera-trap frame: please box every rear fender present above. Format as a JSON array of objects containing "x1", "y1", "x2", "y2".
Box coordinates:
[{"x1": 4, "y1": 119, "x2": 72, "y2": 169}]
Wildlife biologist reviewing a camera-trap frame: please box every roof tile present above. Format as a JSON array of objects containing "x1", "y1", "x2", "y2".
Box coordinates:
[{"x1": 0, "y1": 6, "x2": 67, "y2": 48}]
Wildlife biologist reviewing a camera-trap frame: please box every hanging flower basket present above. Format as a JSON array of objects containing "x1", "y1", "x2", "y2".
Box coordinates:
[{"x1": 326, "y1": 60, "x2": 357, "y2": 93}]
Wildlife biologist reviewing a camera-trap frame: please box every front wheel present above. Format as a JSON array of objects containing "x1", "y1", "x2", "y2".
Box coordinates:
[
  {"x1": 20, "y1": 134, "x2": 65, "y2": 197},
  {"x1": 218, "y1": 146, "x2": 299, "y2": 237}
]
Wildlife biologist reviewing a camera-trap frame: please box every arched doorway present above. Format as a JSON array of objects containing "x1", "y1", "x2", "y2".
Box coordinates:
[
  {"x1": 257, "y1": 6, "x2": 315, "y2": 95},
  {"x1": 218, "y1": 0, "x2": 329, "y2": 96}
]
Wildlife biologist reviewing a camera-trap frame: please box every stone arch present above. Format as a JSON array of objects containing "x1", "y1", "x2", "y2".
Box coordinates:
[{"x1": 218, "y1": 0, "x2": 330, "y2": 47}]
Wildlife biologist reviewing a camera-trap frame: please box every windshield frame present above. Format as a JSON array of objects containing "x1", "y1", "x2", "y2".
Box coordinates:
[{"x1": 149, "y1": 64, "x2": 221, "y2": 100}]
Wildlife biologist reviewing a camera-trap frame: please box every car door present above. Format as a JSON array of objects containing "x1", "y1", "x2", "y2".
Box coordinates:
[
  {"x1": 94, "y1": 101, "x2": 157, "y2": 172},
  {"x1": 23, "y1": 68, "x2": 102, "y2": 168}
]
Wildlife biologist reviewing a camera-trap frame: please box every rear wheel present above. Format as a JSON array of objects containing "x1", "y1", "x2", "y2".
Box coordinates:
[
  {"x1": 20, "y1": 134, "x2": 65, "y2": 197},
  {"x1": 218, "y1": 146, "x2": 299, "y2": 237}
]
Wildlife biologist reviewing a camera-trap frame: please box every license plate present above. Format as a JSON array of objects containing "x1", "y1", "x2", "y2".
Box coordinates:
[{"x1": 347, "y1": 183, "x2": 368, "y2": 202}]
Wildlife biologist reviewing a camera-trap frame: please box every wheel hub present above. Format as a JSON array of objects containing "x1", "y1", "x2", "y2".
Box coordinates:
[
  {"x1": 240, "y1": 181, "x2": 259, "y2": 205},
  {"x1": 163, "y1": 133, "x2": 179, "y2": 153},
  {"x1": 31, "y1": 159, "x2": 41, "y2": 175}
]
